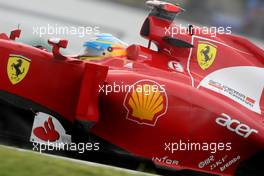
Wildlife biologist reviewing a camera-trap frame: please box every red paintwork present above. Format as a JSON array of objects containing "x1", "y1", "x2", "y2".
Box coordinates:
[
  {"x1": 0, "y1": 2, "x2": 264, "y2": 175},
  {"x1": 0, "y1": 37, "x2": 108, "y2": 123},
  {"x1": 91, "y1": 8, "x2": 264, "y2": 176}
]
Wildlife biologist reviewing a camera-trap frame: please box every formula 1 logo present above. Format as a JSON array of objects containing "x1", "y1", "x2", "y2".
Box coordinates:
[{"x1": 7, "y1": 55, "x2": 31, "y2": 85}]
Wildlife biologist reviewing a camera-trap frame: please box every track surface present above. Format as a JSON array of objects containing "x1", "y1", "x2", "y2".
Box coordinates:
[{"x1": 0, "y1": 145, "x2": 157, "y2": 176}]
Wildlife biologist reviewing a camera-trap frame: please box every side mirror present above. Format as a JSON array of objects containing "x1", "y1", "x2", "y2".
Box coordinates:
[
  {"x1": 10, "y1": 29, "x2": 21, "y2": 40},
  {"x1": 48, "y1": 38, "x2": 68, "y2": 59},
  {"x1": 48, "y1": 38, "x2": 68, "y2": 48}
]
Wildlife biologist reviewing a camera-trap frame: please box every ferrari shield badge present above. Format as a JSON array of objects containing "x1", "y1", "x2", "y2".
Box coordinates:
[
  {"x1": 197, "y1": 41, "x2": 217, "y2": 70},
  {"x1": 7, "y1": 55, "x2": 31, "y2": 85},
  {"x1": 123, "y1": 80, "x2": 168, "y2": 126}
]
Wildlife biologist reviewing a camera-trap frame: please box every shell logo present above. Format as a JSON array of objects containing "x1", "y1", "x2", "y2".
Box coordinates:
[{"x1": 123, "y1": 80, "x2": 168, "y2": 126}]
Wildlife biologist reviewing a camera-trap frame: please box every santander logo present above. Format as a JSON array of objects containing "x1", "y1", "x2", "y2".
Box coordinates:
[
  {"x1": 33, "y1": 117, "x2": 60, "y2": 142},
  {"x1": 30, "y1": 112, "x2": 71, "y2": 144}
]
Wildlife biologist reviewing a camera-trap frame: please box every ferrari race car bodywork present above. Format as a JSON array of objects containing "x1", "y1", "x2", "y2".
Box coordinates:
[{"x1": 0, "y1": 1, "x2": 263, "y2": 176}]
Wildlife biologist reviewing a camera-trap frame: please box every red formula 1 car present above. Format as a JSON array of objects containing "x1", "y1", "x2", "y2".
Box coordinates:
[{"x1": 0, "y1": 1, "x2": 263, "y2": 176}]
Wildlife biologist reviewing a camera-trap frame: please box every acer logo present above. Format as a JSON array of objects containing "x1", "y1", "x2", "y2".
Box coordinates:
[{"x1": 216, "y1": 113, "x2": 258, "y2": 138}]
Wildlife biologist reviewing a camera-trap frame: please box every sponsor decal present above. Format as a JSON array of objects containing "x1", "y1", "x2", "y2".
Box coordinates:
[
  {"x1": 198, "y1": 66, "x2": 264, "y2": 114},
  {"x1": 199, "y1": 155, "x2": 236, "y2": 171},
  {"x1": 210, "y1": 155, "x2": 228, "y2": 171},
  {"x1": 198, "y1": 155, "x2": 215, "y2": 169},
  {"x1": 152, "y1": 156, "x2": 179, "y2": 166},
  {"x1": 220, "y1": 155, "x2": 240, "y2": 172},
  {"x1": 30, "y1": 112, "x2": 71, "y2": 144},
  {"x1": 216, "y1": 113, "x2": 258, "y2": 138},
  {"x1": 33, "y1": 116, "x2": 60, "y2": 142},
  {"x1": 7, "y1": 55, "x2": 31, "y2": 85},
  {"x1": 123, "y1": 80, "x2": 168, "y2": 126},
  {"x1": 209, "y1": 80, "x2": 256, "y2": 108},
  {"x1": 197, "y1": 41, "x2": 217, "y2": 70},
  {"x1": 168, "y1": 61, "x2": 184, "y2": 73}
]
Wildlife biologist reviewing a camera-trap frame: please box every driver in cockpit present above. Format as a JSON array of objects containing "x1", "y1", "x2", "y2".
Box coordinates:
[{"x1": 78, "y1": 33, "x2": 127, "y2": 62}]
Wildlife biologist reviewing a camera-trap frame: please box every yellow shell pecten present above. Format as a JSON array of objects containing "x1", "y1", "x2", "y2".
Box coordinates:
[{"x1": 128, "y1": 84, "x2": 164, "y2": 120}]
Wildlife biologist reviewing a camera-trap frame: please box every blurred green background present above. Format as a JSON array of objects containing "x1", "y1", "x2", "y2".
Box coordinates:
[{"x1": 0, "y1": 146, "x2": 150, "y2": 176}]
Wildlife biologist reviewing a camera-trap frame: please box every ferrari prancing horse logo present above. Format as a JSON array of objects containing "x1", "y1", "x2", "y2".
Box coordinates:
[
  {"x1": 197, "y1": 41, "x2": 217, "y2": 70},
  {"x1": 7, "y1": 55, "x2": 31, "y2": 85}
]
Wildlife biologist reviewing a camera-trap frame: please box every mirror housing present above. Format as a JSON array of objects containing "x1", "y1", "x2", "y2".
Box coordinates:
[
  {"x1": 9, "y1": 29, "x2": 21, "y2": 40},
  {"x1": 48, "y1": 38, "x2": 68, "y2": 59}
]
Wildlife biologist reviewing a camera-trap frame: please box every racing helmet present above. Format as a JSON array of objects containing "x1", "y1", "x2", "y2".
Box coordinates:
[{"x1": 79, "y1": 33, "x2": 127, "y2": 61}]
